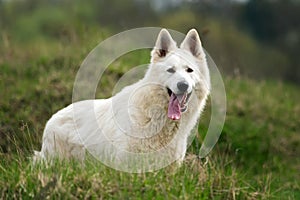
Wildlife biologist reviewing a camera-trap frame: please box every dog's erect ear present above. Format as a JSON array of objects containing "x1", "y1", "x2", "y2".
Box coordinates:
[
  {"x1": 180, "y1": 29, "x2": 204, "y2": 59},
  {"x1": 151, "y1": 29, "x2": 176, "y2": 62}
]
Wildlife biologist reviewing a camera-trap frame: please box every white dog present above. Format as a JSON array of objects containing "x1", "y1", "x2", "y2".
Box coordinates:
[{"x1": 34, "y1": 29, "x2": 210, "y2": 169}]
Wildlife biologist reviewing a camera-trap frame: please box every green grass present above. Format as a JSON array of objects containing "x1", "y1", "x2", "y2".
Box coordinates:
[{"x1": 1, "y1": 31, "x2": 300, "y2": 199}]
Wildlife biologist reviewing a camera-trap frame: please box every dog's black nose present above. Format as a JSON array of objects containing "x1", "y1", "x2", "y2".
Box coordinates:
[{"x1": 177, "y1": 81, "x2": 189, "y2": 92}]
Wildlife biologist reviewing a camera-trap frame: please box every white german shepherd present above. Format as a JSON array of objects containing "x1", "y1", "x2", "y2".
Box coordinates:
[{"x1": 34, "y1": 29, "x2": 210, "y2": 168}]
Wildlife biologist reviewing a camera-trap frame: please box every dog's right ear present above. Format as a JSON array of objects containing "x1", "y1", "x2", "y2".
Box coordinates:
[{"x1": 151, "y1": 29, "x2": 177, "y2": 63}]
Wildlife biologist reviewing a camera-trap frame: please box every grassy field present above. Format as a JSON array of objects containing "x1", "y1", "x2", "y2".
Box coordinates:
[{"x1": 0, "y1": 31, "x2": 300, "y2": 199}]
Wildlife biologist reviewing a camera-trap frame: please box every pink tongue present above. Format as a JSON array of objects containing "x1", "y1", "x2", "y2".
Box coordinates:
[{"x1": 168, "y1": 93, "x2": 181, "y2": 120}]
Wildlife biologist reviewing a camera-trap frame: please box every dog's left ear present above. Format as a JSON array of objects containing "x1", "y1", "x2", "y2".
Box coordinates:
[
  {"x1": 151, "y1": 29, "x2": 177, "y2": 63},
  {"x1": 180, "y1": 29, "x2": 204, "y2": 59}
]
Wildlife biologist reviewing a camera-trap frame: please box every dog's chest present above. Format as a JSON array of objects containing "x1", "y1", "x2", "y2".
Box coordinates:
[{"x1": 128, "y1": 120, "x2": 181, "y2": 153}]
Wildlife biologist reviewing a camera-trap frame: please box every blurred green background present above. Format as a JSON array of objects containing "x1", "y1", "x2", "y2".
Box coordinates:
[
  {"x1": 1, "y1": 0, "x2": 300, "y2": 82},
  {"x1": 0, "y1": 0, "x2": 299, "y2": 199}
]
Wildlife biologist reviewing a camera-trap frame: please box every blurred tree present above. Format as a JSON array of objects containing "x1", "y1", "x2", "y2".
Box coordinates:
[
  {"x1": 94, "y1": 0, "x2": 157, "y2": 29},
  {"x1": 240, "y1": 0, "x2": 300, "y2": 82},
  {"x1": 243, "y1": 0, "x2": 276, "y2": 41}
]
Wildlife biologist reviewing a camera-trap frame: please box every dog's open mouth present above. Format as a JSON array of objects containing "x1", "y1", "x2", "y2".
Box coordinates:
[{"x1": 167, "y1": 88, "x2": 191, "y2": 120}]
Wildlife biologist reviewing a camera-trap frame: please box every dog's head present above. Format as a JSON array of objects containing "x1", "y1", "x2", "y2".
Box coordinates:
[{"x1": 148, "y1": 29, "x2": 210, "y2": 120}]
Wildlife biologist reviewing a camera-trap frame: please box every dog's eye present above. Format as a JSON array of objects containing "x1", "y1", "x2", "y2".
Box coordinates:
[
  {"x1": 167, "y1": 68, "x2": 175, "y2": 73},
  {"x1": 186, "y1": 68, "x2": 194, "y2": 73}
]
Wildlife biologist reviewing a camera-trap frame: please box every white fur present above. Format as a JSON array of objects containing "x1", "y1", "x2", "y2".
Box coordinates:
[{"x1": 34, "y1": 29, "x2": 210, "y2": 167}]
